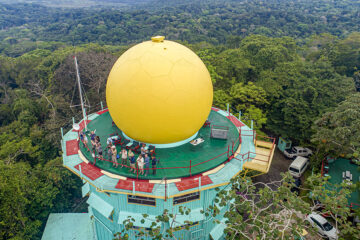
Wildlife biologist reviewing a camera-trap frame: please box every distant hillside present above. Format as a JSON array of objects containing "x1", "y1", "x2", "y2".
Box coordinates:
[{"x1": 0, "y1": 0, "x2": 152, "y2": 8}]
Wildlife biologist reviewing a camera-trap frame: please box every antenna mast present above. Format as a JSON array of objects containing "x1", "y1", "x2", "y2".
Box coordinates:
[{"x1": 74, "y1": 56, "x2": 87, "y2": 130}]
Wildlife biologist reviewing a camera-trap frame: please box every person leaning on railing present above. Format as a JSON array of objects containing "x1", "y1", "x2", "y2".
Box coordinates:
[
  {"x1": 151, "y1": 155, "x2": 158, "y2": 175},
  {"x1": 111, "y1": 146, "x2": 118, "y2": 167},
  {"x1": 80, "y1": 131, "x2": 89, "y2": 151},
  {"x1": 121, "y1": 148, "x2": 128, "y2": 168},
  {"x1": 137, "y1": 155, "x2": 144, "y2": 175},
  {"x1": 128, "y1": 149, "x2": 135, "y2": 173},
  {"x1": 144, "y1": 154, "x2": 150, "y2": 176}
]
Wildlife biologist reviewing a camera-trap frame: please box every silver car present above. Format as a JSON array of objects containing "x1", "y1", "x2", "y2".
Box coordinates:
[{"x1": 306, "y1": 212, "x2": 338, "y2": 239}]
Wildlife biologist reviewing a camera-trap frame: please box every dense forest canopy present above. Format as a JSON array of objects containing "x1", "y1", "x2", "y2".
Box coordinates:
[
  {"x1": 0, "y1": 0, "x2": 360, "y2": 52},
  {"x1": 0, "y1": 0, "x2": 359, "y2": 239}
]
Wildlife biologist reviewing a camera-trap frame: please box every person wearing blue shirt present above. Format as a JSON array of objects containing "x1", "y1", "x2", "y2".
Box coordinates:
[
  {"x1": 151, "y1": 156, "x2": 158, "y2": 175},
  {"x1": 90, "y1": 130, "x2": 97, "y2": 151},
  {"x1": 144, "y1": 154, "x2": 150, "y2": 176}
]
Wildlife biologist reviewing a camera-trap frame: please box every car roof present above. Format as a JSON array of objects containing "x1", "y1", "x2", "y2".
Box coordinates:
[
  {"x1": 310, "y1": 213, "x2": 327, "y2": 224},
  {"x1": 290, "y1": 156, "x2": 308, "y2": 168},
  {"x1": 294, "y1": 146, "x2": 305, "y2": 150}
]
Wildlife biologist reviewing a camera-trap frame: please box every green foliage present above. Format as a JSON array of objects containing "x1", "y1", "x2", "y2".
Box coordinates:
[
  {"x1": 1, "y1": 0, "x2": 360, "y2": 48},
  {"x1": 312, "y1": 93, "x2": 360, "y2": 158},
  {"x1": 213, "y1": 173, "x2": 358, "y2": 239}
]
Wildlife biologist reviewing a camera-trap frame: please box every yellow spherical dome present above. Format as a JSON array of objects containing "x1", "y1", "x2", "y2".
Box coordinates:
[{"x1": 106, "y1": 37, "x2": 213, "y2": 144}]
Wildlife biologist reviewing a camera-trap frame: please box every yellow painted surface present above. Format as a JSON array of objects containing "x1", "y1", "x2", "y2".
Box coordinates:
[{"x1": 106, "y1": 36, "x2": 213, "y2": 144}]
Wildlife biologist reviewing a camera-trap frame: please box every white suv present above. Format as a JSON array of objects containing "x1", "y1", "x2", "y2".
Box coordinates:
[
  {"x1": 284, "y1": 146, "x2": 312, "y2": 159},
  {"x1": 306, "y1": 213, "x2": 338, "y2": 239}
]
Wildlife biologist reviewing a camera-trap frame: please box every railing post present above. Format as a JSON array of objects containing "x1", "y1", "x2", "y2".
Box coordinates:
[
  {"x1": 61, "y1": 127, "x2": 64, "y2": 139},
  {"x1": 79, "y1": 164, "x2": 83, "y2": 180},
  {"x1": 132, "y1": 181, "x2": 135, "y2": 194},
  {"x1": 136, "y1": 167, "x2": 139, "y2": 180},
  {"x1": 227, "y1": 103, "x2": 230, "y2": 116},
  {"x1": 84, "y1": 108, "x2": 88, "y2": 130},
  {"x1": 239, "y1": 111, "x2": 241, "y2": 121},
  {"x1": 251, "y1": 120, "x2": 253, "y2": 130},
  {"x1": 189, "y1": 159, "x2": 192, "y2": 176},
  {"x1": 100, "y1": 101, "x2": 104, "y2": 110},
  {"x1": 165, "y1": 178, "x2": 167, "y2": 202},
  {"x1": 72, "y1": 117, "x2": 75, "y2": 125}
]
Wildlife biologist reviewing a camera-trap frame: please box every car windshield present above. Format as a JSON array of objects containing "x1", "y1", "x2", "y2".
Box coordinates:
[
  {"x1": 289, "y1": 167, "x2": 299, "y2": 173},
  {"x1": 289, "y1": 147, "x2": 297, "y2": 153},
  {"x1": 323, "y1": 222, "x2": 333, "y2": 231}
]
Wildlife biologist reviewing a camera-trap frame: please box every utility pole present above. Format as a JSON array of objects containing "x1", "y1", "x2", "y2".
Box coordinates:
[{"x1": 74, "y1": 56, "x2": 87, "y2": 130}]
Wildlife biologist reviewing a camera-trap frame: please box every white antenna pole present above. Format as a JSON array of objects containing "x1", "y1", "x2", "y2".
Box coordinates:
[{"x1": 74, "y1": 56, "x2": 87, "y2": 130}]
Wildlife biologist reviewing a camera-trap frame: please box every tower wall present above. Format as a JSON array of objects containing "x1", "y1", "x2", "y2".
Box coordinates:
[{"x1": 87, "y1": 183, "x2": 229, "y2": 240}]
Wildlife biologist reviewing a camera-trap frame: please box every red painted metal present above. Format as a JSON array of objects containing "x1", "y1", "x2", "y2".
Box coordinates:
[
  {"x1": 175, "y1": 175, "x2": 213, "y2": 191},
  {"x1": 74, "y1": 162, "x2": 104, "y2": 180},
  {"x1": 226, "y1": 115, "x2": 245, "y2": 127},
  {"x1": 97, "y1": 109, "x2": 109, "y2": 115},
  {"x1": 115, "y1": 179, "x2": 133, "y2": 191},
  {"x1": 66, "y1": 139, "x2": 79, "y2": 156}
]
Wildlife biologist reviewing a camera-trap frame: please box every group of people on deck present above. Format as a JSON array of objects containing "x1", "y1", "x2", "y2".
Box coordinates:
[{"x1": 80, "y1": 130, "x2": 158, "y2": 176}]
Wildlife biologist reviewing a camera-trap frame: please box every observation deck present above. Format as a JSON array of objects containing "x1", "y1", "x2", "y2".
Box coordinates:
[
  {"x1": 76, "y1": 107, "x2": 241, "y2": 180},
  {"x1": 61, "y1": 106, "x2": 275, "y2": 197}
]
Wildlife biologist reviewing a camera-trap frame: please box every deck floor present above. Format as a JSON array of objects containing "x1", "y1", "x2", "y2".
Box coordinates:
[
  {"x1": 79, "y1": 110, "x2": 240, "y2": 180},
  {"x1": 327, "y1": 158, "x2": 359, "y2": 209}
]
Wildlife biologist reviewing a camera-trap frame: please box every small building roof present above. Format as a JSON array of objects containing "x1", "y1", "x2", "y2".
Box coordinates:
[{"x1": 41, "y1": 213, "x2": 95, "y2": 240}]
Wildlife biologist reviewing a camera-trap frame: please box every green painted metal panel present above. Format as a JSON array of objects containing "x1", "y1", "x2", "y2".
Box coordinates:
[
  {"x1": 209, "y1": 218, "x2": 228, "y2": 240},
  {"x1": 87, "y1": 193, "x2": 114, "y2": 219},
  {"x1": 171, "y1": 208, "x2": 204, "y2": 226},
  {"x1": 82, "y1": 183, "x2": 90, "y2": 197},
  {"x1": 118, "y1": 211, "x2": 157, "y2": 228}
]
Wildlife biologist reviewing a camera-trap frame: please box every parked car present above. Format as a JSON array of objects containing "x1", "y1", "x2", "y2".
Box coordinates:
[
  {"x1": 290, "y1": 177, "x2": 301, "y2": 194},
  {"x1": 306, "y1": 213, "x2": 338, "y2": 239},
  {"x1": 288, "y1": 156, "x2": 309, "y2": 178},
  {"x1": 284, "y1": 146, "x2": 312, "y2": 159}
]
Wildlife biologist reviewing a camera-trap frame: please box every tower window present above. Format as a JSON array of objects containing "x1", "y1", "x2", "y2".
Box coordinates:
[
  {"x1": 173, "y1": 192, "x2": 200, "y2": 205},
  {"x1": 128, "y1": 195, "x2": 156, "y2": 206}
]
